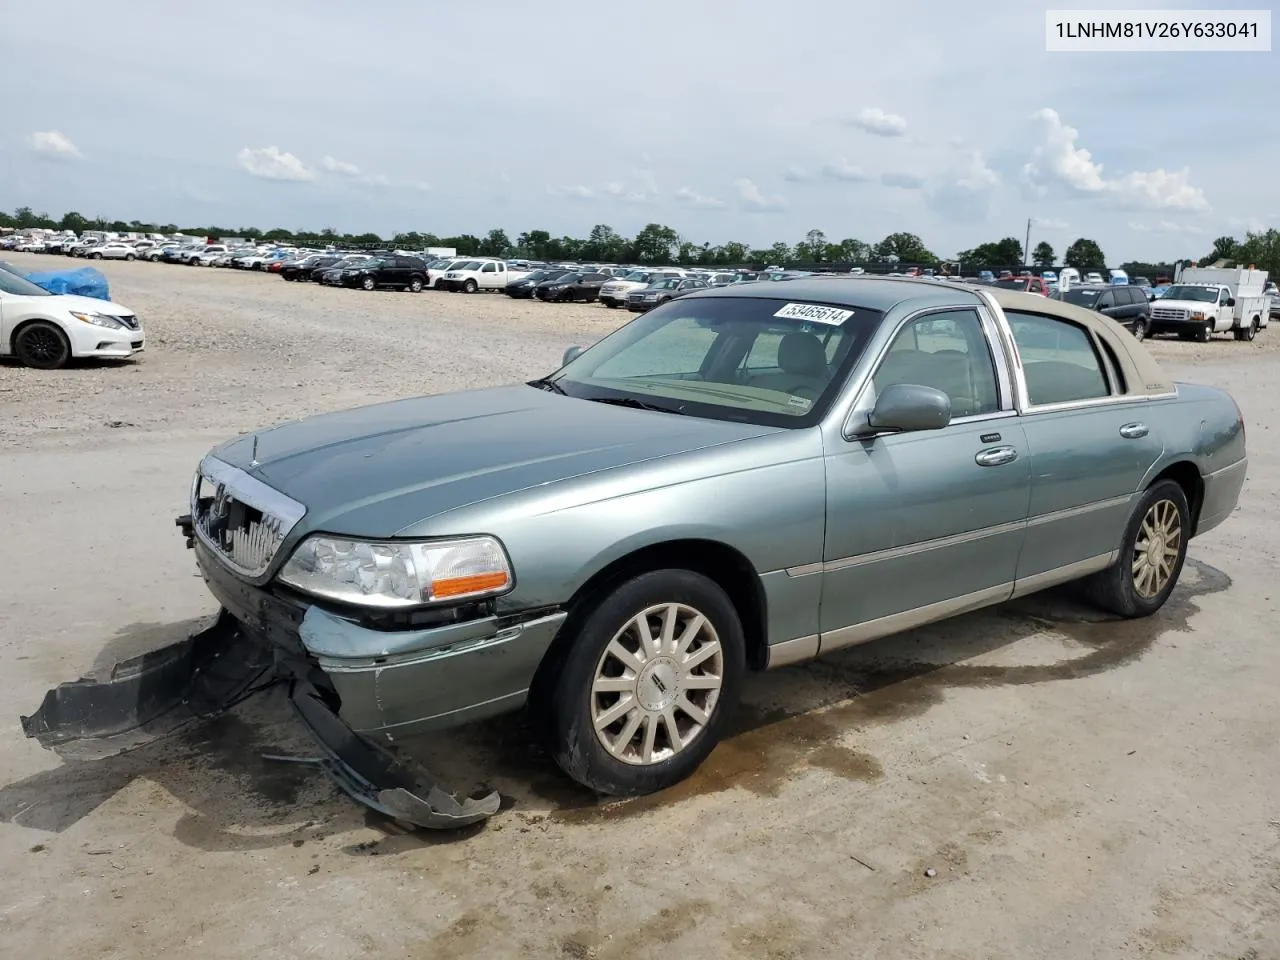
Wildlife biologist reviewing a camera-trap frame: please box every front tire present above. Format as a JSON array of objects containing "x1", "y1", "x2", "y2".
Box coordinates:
[
  {"x1": 125, "y1": 253, "x2": 136, "y2": 261},
  {"x1": 547, "y1": 570, "x2": 745, "y2": 796},
  {"x1": 463, "y1": 279, "x2": 478, "y2": 294},
  {"x1": 1083, "y1": 479, "x2": 1190, "y2": 618},
  {"x1": 1197, "y1": 323, "x2": 1212, "y2": 343},
  {"x1": 15, "y1": 321, "x2": 72, "y2": 370},
  {"x1": 361, "y1": 276, "x2": 376, "y2": 291}
]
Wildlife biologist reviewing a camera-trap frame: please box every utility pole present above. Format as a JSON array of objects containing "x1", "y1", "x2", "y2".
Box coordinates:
[{"x1": 1024, "y1": 217, "x2": 1032, "y2": 272}]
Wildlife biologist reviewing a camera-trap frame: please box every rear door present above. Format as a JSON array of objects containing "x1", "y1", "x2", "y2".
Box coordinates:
[{"x1": 1004, "y1": 308, "x2": 1164, "y2": 583}]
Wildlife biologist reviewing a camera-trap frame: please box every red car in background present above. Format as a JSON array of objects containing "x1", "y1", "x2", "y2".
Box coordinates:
[{"x1": 994, "y1": 275, "x2": 1050, "y2": 296}]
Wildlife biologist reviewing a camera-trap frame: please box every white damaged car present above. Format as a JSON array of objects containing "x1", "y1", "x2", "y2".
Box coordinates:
[{"x1": 0, "y1": 270, "x2": 144, "y2": 369}]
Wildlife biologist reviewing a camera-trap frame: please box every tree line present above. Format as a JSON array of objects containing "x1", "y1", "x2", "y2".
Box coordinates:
[{"x1": 3, "y1": 205, "x2": 1275, "y2": 278}]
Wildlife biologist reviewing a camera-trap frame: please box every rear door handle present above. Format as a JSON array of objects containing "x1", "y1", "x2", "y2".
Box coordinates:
[
  {"x1": 975, "y1": 446, "x2": 1018, "y2": 467},
  {"x1": 1119, "y1": 422, "x2": 1149, "y2": 439}
]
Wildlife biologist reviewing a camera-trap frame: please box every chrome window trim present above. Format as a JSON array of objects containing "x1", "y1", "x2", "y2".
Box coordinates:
[
  {"x1": 974, "y1": 291, "x2": 1181, "y2": 414},
  {"x1": 840, "y1": 303, "x2": 1012, "y2": 441}
]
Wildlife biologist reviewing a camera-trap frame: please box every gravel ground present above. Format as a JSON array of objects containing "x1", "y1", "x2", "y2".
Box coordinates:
[{"x1": 2, "y1": 254, "x2": 1278, "y2": 960}]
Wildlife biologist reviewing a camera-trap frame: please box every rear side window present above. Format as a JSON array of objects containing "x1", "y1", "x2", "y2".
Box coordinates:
[{"x1": 1004, "y1": 310, "x2": 1110, "y2": 406}]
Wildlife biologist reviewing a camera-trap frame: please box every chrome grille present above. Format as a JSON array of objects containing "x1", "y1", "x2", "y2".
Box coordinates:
[
  {"x1": 191, "y1": 456, "x2": 305, "y2": 578},
  {"x1": 1151, "y1": 306, "x2": 1188, "y2": 322}
]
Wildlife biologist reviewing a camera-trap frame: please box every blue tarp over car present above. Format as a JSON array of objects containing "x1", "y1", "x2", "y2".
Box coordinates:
[{"x1": 23, "y1": 267, "x2": 111, "y2": 300}]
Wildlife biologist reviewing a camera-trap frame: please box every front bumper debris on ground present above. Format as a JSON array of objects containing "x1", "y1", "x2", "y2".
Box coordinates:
[{"x1": 20, "y1": 603, "x2": 500, "y2": 831}]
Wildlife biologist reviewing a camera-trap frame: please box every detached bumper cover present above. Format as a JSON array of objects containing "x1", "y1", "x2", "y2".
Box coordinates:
[{"x1": 20, "y1": 609, "x2": 501, "y2": 830}]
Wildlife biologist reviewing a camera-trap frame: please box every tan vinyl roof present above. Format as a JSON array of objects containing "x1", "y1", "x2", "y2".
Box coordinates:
[{"x1": 988, "y1": 288, "x2": 1175, "y2": 396}]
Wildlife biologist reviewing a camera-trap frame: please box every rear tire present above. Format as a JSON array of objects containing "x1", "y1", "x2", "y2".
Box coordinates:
[
  {"x1": 546, "y1": 569, "x2": 746, "y2": 796},
  {"x1": 15, "y1": 321, "x2": 72, "y2": 370},
  {"x1": 408, "y1": 277, "x2": 423, "y2": 292},
  {"x1": 1244, "y1": 316, "x2": 1260, "y2": 341},
  {"x1": 1132, "y1": 319, "x2": 1146, "y2": 341},
  {"x1": 1082, "y1": 479, "x2": 1190, "y2": 618}
]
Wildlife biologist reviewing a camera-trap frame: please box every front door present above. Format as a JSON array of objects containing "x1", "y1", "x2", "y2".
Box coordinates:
[{"x1": 820, "y1": 307, "x2": 1031, "y2": 649}]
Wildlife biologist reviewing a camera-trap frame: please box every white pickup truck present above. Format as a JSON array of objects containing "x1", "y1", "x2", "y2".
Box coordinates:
[
  {"x1": 1148, "y1": 266, "x2": 1270, "y2": 342},
  {"x1": 437, "y1": 259, "x2": 530, "y2": 293}
]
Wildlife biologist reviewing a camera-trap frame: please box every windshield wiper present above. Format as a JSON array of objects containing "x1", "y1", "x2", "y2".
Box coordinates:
[
  {"x1": 588, "y1": 396, "x2": 686, "y2": 415},
  {"x1": 528, "y1": 378, "x2": 567, "y2": 395}
]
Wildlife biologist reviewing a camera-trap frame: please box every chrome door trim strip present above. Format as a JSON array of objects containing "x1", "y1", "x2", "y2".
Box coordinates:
[
  {"x1": 785, "y1": 493, "x2": 1133, "y2": 577},
  {"x1": 764, "y1": 634, "x2": 821, "y2": 669},
  {"x1": 1008, "y1": 551, "x2": 1116, "y2": 598},
  {"x1": 1026, "y1": 493, "x2": 1134, "y2": 527},
  {"x1": 818, "y1": 582, "x2": 1015, "y2": 654},
  {"x1": 1204, "y1": 456, "x2": 1247, "y2": 480}
]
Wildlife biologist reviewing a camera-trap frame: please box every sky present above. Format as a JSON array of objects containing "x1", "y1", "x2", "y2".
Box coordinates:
[{"x1": 2, "y1": 1, "x2": 1276, "y2": 263}]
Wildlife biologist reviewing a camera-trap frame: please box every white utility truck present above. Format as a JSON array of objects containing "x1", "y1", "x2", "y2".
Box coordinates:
[{"x1": 1148, "y1": 266, "x2": 1270, "y2": 342}]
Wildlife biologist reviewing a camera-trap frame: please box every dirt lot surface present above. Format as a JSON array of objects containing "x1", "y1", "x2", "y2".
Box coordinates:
[{"x1": 2, "y1": 255, "x2": 1278, "y2": 959}]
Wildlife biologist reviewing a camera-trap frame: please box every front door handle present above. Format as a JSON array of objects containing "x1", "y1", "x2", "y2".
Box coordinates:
[
  {"x1": 975, "y1": 446, "x2": 1018, "y2": 467},
  {"x1": 1119, "y1": 422, "x2": 1149, "y2": 439}
]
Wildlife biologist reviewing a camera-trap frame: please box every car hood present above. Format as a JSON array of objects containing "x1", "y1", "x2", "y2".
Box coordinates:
[
  {"x1": 52, "y1": 294, "x2": 135, "y2": 316},
  {"x1": 209, "y1": 384, "x2": 778, "y2": 538},
  {"x1": 1153, "y1": 298, "x2": 1217, "y2": 310}
]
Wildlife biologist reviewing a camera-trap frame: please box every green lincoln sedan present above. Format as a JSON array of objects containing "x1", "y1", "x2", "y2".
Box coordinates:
[{"x1": 24, "y1": 277, "x2": 1248, "y2": 828}]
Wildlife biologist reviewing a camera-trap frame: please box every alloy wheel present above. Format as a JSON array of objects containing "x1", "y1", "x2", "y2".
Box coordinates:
[
  {"x1": 590, "y1": 603, "x2": 724, "y2": 766},
  {"x1": 1132, "y1": 498, "x2": 1181, "y2": 598}
]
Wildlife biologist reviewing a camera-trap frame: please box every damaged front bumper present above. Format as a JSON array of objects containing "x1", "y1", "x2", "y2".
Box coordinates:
[{"x1": 18, "y1": 514, "x2": 565, "y2": 831}]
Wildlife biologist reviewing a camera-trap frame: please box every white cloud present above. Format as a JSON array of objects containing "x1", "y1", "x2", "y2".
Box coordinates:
[
  {"x1": 881, "y1": 172, "x2": 925, "y2": 189},
  {"x1": 821, "y1": 157, "x2": 870, "y2": 182},
  {"x1": 734, "y1": 178, "x2": 787, "y2": 211},
  {"x1": 236, "y1": 146, "x2": 313, "y2": 181},
  {"x1": 1033, "y1": 217, "x2": 1071, "y2": 230},
  {"x1": 549, "y1": 184, "x2": 596, "y2": 201},
  {"x1": 1128, "y1": 220, "x2": 1203, "y2": 234},
  {"x1": 27, "y1": 130, "x2": 81, "y2": 158},
  {"x1": 1023, "y1": 109, "x2": 1209, "y2": 212},
  {"x1": 409, "y1": 180, "x2": 432, "y2": 192},
  {"x1": 1228, "y1": 215, "x2": 1266, "y2": 233},
  {"x1": 782, "y1": 165, "x2": 812, "y2": 182},
  {"x1": 927, "y1": 148, "x2": 1000, "y2": 220},
  {"x1": 849, "y1": 107, "x2": 907, "y2": 137},
  {"x1": 674, "y1": 187, "x2": 726, "y2": 209},
  {"x1": 320, "y1": 155, "x2": 360, "y2": 176},
  {"x1": 360, "y1": 173, "x2": 390, "y2": 187},
  {"x1": 602, "y1": 168, "x2": 659, "y2": 204}
]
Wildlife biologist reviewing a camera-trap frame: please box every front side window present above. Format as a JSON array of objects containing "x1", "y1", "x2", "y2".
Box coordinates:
[
  {"x1": 550, "y1": 297, "x2": 882, "y2": 427},
  {"x1": 481, "y1": 263, "x2": 497, "y2": 273},
  {"x1": 871, "y1": 309, "x2": 999, "y2": 418},
  {"x1": 1004, "y1": 309, "x2": 1110, "y2": 406}
]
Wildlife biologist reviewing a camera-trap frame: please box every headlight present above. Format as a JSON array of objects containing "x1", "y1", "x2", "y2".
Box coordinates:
[
  {"x1": 1189, "y1": 312, "x2": 1205, "y2": 320},
  {"x1": 278, "y1": 535, "x2": 513, "y2": 607},
  {"x1": 69, "y1": 311, "x2": 125, "y2": 329}
]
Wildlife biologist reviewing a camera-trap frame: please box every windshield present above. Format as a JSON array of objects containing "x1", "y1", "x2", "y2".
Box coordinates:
[
  {"x1": 454, "y1": 261, "x2": 481, "y2": 270},
  {"x1": 621, "y1": 271, "x2": 651, "y2": 282},
  {"x1": 549, "y1": 297, "x2": 881, "y2": 427},
  {"x1": 1163, "y1": 285, "x2": 1219, "y2": 302},
  {"x1": 1057, "y1": 288, "x2": 1103, "y2": 305},
  {"x1": 0, "y1": 271, "x2": 54, "y2": 296}
]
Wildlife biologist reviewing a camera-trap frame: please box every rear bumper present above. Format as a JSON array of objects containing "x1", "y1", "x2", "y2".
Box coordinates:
[
  {"x1": 1196, "y1": 456, "x2": 1247, "y2": 537},
  {"x1": 193, "y1": 538, "x2": 566, "y2": 739}
]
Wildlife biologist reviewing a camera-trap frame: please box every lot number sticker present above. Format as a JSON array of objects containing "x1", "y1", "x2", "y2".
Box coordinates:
[{"x1": 773, "y1": 302, "x2": 854, "y2": 325}]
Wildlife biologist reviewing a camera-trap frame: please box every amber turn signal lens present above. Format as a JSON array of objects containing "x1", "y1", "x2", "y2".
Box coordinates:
[{"x1": 431, "y1": 571, "x2": 511, "y2": 599}]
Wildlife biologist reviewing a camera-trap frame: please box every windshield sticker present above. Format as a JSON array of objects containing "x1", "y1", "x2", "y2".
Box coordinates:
[
  {"x1": 773, "y1": 302, "x2": 854, "y2": 325},
  {"x1": 788, "y1": 396, "x2": 813, "y2": 409}
]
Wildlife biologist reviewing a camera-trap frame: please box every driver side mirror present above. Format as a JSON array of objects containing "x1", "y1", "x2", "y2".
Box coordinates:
[
  {"x1": 1225, "y1": 297, "x2": 1235, "y2": 307},
  {"x1": 562, "y1": 345, "x2": 585, "y2": 366},
  {"x1": 859, "y1": 383, "x2": 952, "y2": 435}
]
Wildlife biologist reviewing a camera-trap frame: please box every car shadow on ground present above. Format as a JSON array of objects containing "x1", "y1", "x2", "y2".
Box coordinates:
[{"x1": 0, "y1": 560, "x2": 1230, "y2": 851}]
